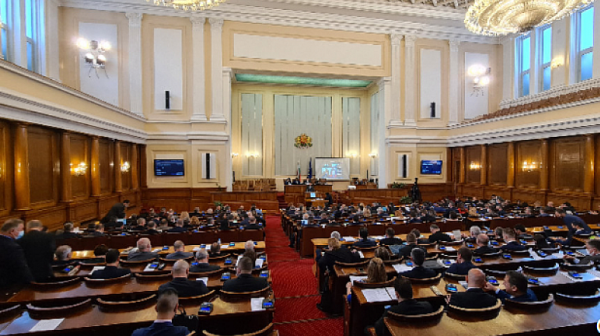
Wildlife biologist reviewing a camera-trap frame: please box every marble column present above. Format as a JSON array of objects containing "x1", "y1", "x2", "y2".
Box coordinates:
[
  {"x1": 209, "y1": 18, "x2": 226, "y2": 122},
  {"x1": 126, "y1": 13, "x2": 144, "y2": 117},
  {"x1": 448, "y1": 39, "x2": 460, "y2": 125},
  {"x1": 403, "y1": 35, "x2": 417, "y2": 127},
  {"x1": 191, "y1": 17, "x2": 207, "y2": 121}
]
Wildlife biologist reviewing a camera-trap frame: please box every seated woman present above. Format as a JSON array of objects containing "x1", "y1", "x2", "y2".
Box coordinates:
[
  {"x1": 374, "y1": 246, "x2": 391, "y2": 261},
  {"x1": 534, "y1": 233, "x2": 554, "y2": 249},
  {"x1": 346, "y1": 257, "x2": 388, "y2": 302}
]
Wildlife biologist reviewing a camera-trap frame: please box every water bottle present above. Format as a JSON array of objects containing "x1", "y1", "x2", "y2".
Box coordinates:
[{"x1": 218, "y1": 238, "x2": 221, "y2": 245}]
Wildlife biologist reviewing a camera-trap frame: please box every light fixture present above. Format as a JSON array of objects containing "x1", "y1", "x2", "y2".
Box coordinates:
[
  {"x1": 147, "y1": 0, "x2": 227, "y2": 11},
  {"x1": 246, "y1": 152, "x2": 259, "y2": 158},
  {"x1": 551, "y1": 57, "x2": 564, "y2": 69},
  {"x1": 369, "y1": 153, "x2": 377, "y2": 158},
  {"x1": 121, "y1": 161, "x2": 131, "y2": 173},
  {"x1": 522, "y1": 161, "x2": 538, "y2": 172},
  {"x1": 468, "y1": 65, "x2": 491, "y2": 97},
  {"x1": 71, "y1": 162, "x2": 88, "y2": 176},
  {"x1": 231, "y1": 153, "x2": 239, "y2": 158},
  {"x1": 76, "y1": 38, "x2": 111, "y2": 79},
  {"x1": 469, "y1": 161, "x2": 482, "y2": 170},
  {"x1": 465, "y1": 0, "x2": 593, "y2": 36}
]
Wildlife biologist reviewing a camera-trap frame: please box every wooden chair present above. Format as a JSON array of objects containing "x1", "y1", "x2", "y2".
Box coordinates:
[
  {"x1": 444, "y1": 272, "x2": 466, "y2": 280},
  {"x1": 119, "y1": 258, "x2": 157, "y2": 267},
  {"x1": 0, "y1": 304, "x2": 21, "y2": 320},
  {"x1": 484, "y1": 269, "x2": 507, "y2": 277},
  {"x1": 504, "y1": 294, "x2": 554, "y2": 312},
  {"x1": 135, "y1": 272, "x2": 172, "y2": 282},
  {"x1": 189, "y1": 268, "x2": 224, "y2": 279},
  {"x1": 386, "y1": 304, "x2": 445, "y2": 322},
  {"x1": 97, "y1": 294, "x2": 156, "y2": 311},
  {"x1": 403, "y1": 273, "x2": 442, "y2": 284},
  {"x1": 220, "y1": 287, "x2": 271, "y2": 302},
  {"x1": 555, "y1": 290, "x2": 600, "y2": 305},
  {"x1": 539, "y1": 247, "x2": 560, "y2": 254},
  {"x1": 354, "y1": 277, "x2": 396, "y2": 288},
  {"x1": 335, "y1": 260, "x2": 370, "y2": 268},
  {"x1": 447, "y1": 299, "x2": 502, "y2": 320},
  {"x1": 383, "y1": 257, "x2": 403, "y2": 265},
  {"x1": 523, "y1": 263, "x2": 559, "y2": 276},
  {"x1": 178, "y1": 290, "x2": 217, "y2": 305},
  {"x1": 417, "y1": 242, "x2": 436, "y2": 248},
  {"x1": 203, "y1": 323, "x2": 274, "y2": 336},
  {"x1": 160, "y1": 256, "x2": 194, "y2": 264},
  {"x1": 509, "y1": 250, "x2": 531, "y2": 257},
  {"x1": 27, "y1": 298, "x2": 92, "y2": 318},
  {"x1": 479, "y1": 251, "x2": 502, "y2": 258},
  {"x1": 209, "y1": 254, "x2": 232, "y2": 261},
  {"x1": 83, "y1": 273, "x2": 131, "y2": 285},
  {"x1": 30, "y1": 277, "x2": 82, "y2": 289},
  {"x1": 439, "y1": 241, "x2": 463, "y2": 246},
  {"x1": 560, "y1": 262, "x2": 594, "y2": 271}
]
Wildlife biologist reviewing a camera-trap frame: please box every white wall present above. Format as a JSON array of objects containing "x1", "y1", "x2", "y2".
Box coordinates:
[
  {"x1": 419, "y1": 48, "x2": 442, "y2": 119},
  {"x1": 153, "y1": 28, "x2": 183, "y2": 111},
  {"x1": 464, "y1": 52, "x2": 489, "y2": 119}
]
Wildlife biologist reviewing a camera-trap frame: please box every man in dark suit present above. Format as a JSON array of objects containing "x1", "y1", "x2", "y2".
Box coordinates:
[
  {"x1": 55, "y1": 222, "x2": 80, "y2": 240},
  {"x1": 168, "y1": 219, "x2": 187, "y2": 233},
  {"x1": 89, "y1": 249, "x2": 131, "y2": 279},
  {"x1": 484, "y1": 270, "x2": 538, "y2": 303},
  {"x1": 372, "y1": 277, "x2": 434, "y2": 336},
  {"x1": 243, "y1": 216, "x2": 262, "y2": 230},
  {"x1": 473, "y1": 234, "x2": 497, "y2": 255},
  {"x1": 399, "y1": 233, "x2": 427, "y2": 259},
  {"x1": 128, "y1": 238, "x2": 159, "y2": 261},
  {"x1": 18, "y1": 220, "x2": 56, "y2": 282},
  {"x1": 553, "y1": 209, "x2": 592, "y2": 245},
  {"x1": 158, "y1": 260, "x2": 209, "y2": 297},
  {"x1": 379, "y1": 228, "x2": 403, "y2": 246},
  {"x1": 399, "y1": 248, "x2": 437, "y2": 279},
  {"x1": 448, "y1": 268, "x2": 498, "y2": 309},
  {"x1": 131, "y1": 288, "x2": 190, "y2": 336},
  {"x1": 353, "y1": 227, "x2": 377, "y2": 248},
  {"x1": 145, "y1": 222, "x2": 160, "y2": 235},
  {"x1": 165, "y1": 240, "x2": 193, "y2": 260},
  {"x1": 101, "y1": 200, "x2": 129, "y2": 224},
  {"x1": 0, "y1": 219, "x2": 33, "y2": 288},
  {"x1": 563, "y1": 239, "x2": 600, "y2": 265},
  {"x1": 222, "y1": 257, "x2": 269, "y2": 293},
  {"x1": 447, "y1": 247, "x2": 475, "y2": 275},
  {"x1": 500, "y1": 228, "x2": 528, "y2": 251},
  {"x1": 190, "y1": 250, "x2": 221, "y2": 273},
  {"x1": 428, "y1": 224, "x2": 452, "y2": 243}
]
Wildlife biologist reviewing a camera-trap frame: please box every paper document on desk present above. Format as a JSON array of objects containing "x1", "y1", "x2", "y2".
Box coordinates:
[
  {"x1": 392, "y1": 264, "x2": 413, "y2": 273},
  {"x1": 357, "y1": 251, "x2": 365, "y2": 258},
  {"x1": 458, "y1": 281, "x2": 468, "y2": 289},
  {"x1": 30, "y1": 319, "x2": 64, "y2": 332},
  {"x1": 385, "y1": 287, "x2": 396, "y2": 299},
  {"x1": 196, "y1": 277, "x2": 208, "y2": 286},
  {"x1": 192, "y1": 247, "x2": 201, "y2": 252},
  {"x1": 372, "y1": 236, "x2": 385, "y2": 241},
  {"x1": 362, "y1": 288, "x2": 396, "y2": 303},
  {"x1": 255, "y1": 258, "x2": 265, "y2": 268},
  {"x1": 89, "y1": 266, "x2": 105, "y2": 275},
  {"x1": 443, "y1": 246, "x2": 456, "y2": 252},
  {"x1": 529, "y1": 249, "x2": 543, "y2": 261},
  {"x1": 251, "y1": 297, "x2": 265, "y2": 311},
  {"x1": 349, "y1": 276, "x2": 368, "y2": 284},
  {"x1": 143, "y1": 264, "x2": 157, "y2": 272},
  {"x1": 221, "y1": 245, "x2": 229, "y2": 250},
  {"x1": 152, "y1": 248, "x2": 161, "y2": 253},
  {"x1": 558, "y1": 271, "x2": 585, "y2": 282},
  {"x1": 343, "y1": 237, "x2": 356, "y2": 242}
]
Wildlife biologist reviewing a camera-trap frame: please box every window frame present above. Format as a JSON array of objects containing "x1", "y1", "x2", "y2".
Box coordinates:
[
  {"x1": 516, "y1": 33, "x2": 531, "y2": 97},
  {"x1": 25, "y1": 0, "x2": 37, "y2": 72},
  {"x1": 538, "y1": 25, "x2": 552, "y2": 92},
  {"x1": 0, "y1": 0, "x2": 10, "y2": 61},
  {"x1": 576, "y1": 4, "x2": 594, "y2": 82}
]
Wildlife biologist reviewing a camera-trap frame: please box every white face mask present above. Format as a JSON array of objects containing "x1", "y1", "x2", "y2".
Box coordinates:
[{"x1": 16, "y1": 230, "x2": 24, "y2": 239}]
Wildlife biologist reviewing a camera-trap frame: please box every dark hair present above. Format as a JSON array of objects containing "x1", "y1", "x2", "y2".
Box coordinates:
[
  {"x1": 457, "y1": 247, "x2": 472, "y2": 262},
  {"x1": 156, "y1": 288, "x2": 179, "y2": 313},
  {"x1": 410, "y1": 247, "x2": 425, "y2": 266},
  {"x1": 394, "y1": 276, "x2": 413, "y2": 299},
  {"x1": 555, "y1": 209, "x2": 566, "y2": 215},
  {"x1": 238, "y1": 256, "x2": 254, "y2": 272},
  {"x1": 359, "y1": 227, "x2": 369, "y2": 240},
  {"x1": 123, "y1": 200, "x2": 130, "y2": 204},
  {"x1": 533, "y1": 234, "x2": 550, "y2": 248},
  {"x1": 94, "y1": 244, "x2": 109, "y2": 256},
  {"x1": 514, "y1": 224, "x2": 526, "y2": 233},
  {"x1": 588, "y1": 239, "x2": 600, "y2": 250},
  {"x1": 386, "y1": 227, "x2": 395, "y2": 238},
  {"x1": 410, "y1": 228, "x2": 421, "y2": 238},
  {"x1": 105, "y1": 249, "x2": 120, "y2": 264},
  {"x1": 506, "y1": 270, "x2": 528, "y2": 293},
  {"x1": 374, "y1": 246, "x2": 391, "y2": 260}
]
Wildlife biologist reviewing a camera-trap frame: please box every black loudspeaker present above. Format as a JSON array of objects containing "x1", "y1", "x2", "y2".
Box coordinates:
[
  {"x1": 165, "y1": 91, "x2": 170, "y2": 110},
  {"x1": 430, "y1": 102, "x2": 436, "y2": 118},
  {"x1": 205, "y1": 153, "x2": 210, "y2": 179},
  {"x1": 233, "y1": 171, "x2": 236, "y2": 183},
  {"x1": 402, "y1": 155, "x2": 407, "y2": 178}
]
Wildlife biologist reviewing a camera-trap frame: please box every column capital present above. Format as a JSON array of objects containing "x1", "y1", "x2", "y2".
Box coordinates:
[
  {"x1": 449, "y1": 39, "x2": 460, "y2": 53},
  {"x1": 391, "y1": 33, "x2": 403, "y2": 46},
  {"x1": 376, "y1": 77, "x2": 392, "y2": 87},
  {"x1": 223, "y1": 67, "x2": 233, "y2": 78},
  {"x1": 126, "y1": 12, "x2": 143, "y2": 27},
  {"x1": 404, "y1": 35, "x2": 417, "y2": 48},
  {"x1": 209, "y1": 18, "x2": 224, "y2": 30},
  {"x1": 190, "y1": 16, "x2": 206, "y2": 27}
]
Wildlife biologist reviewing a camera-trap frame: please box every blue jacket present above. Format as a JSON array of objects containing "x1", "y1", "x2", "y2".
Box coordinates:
[
  {"x1": 495, "y1": 288, "x2": 538, "y2": 303},
  {"x1": 447, "y1": 261, "x2": 476, "y2": 275},
  {"x1": 131, "y1": 322, "x2": 189, "y2": 336}
]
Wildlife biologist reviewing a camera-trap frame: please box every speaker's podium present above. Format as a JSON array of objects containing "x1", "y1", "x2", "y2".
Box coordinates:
[{"x1": 305, "y1": 191, "x2": 326, "y2": 207}]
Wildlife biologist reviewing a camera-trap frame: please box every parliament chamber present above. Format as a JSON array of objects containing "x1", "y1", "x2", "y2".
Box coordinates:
[{"x1": 3, "y1": 0, "x2": 600, "y2": 335}]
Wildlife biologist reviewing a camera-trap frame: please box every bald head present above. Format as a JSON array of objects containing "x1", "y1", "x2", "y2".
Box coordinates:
[
  {"x1": 476, "y1": 233, "x2": 489, "y2": 246},
  {"x1": 172, "y1": 259, "x2": 190, "y2": 277},
  {"x1": 137, "y1": 237, "x2": 151, "y2": 252},
  {"x1": 467, "y1": 268, "x2": 486, "y2": 288}
]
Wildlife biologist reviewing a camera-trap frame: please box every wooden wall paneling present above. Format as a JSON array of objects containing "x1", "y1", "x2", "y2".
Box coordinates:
[
  {"x1": 446, "y1": 148, "x2": 453, "y2": 183},
  {"x1": 507, "y1": 142, "x2": 515, "y2": 188},
  {"x1": 27, "y1": 126, "x2": 59, "y2": 208},
  {"x1": 0, "y1": 121, "x2": 12, "y2": 216},
  {"x1": 120, "y1": 142, "x2": 131, "y2": 191},
  {"x1": 140, "y1": 145, "x2": 147, "y2": 189},
  {"x1": 459, "y1": 147, "x2": 466, "y2": 184},
  {"x1": 22, "y1": 205, "x2": 68, "y2": 232},
  {"x1": 114, "y1": 141, "x2": 122, "y2": 193},
  {"x1": 69, "y1": 198, "x2": 99, "y2": 224},
  {"x1": 131, "y1": 144, "x2": 139, "y2": 190},
  {"x1": 540, "y1": 139, "x2": 549, "y2": 190},
  {"x1": 14, "y1": 123, "x2": 30, "y2": 210},
  {"x1": 516, "y1": 140, "x2": 541, "y2": 189},
  {"x1": 419, "y1": 183, "x2": 452, "y2": 202},
  {"x1": 91, "y1": 137, "x2": 101, "y2": 196},
  {"x1": 483, "y1": 185, "x2": 512, "y2": 201},
  {"x1": 584, "y1": 134, "x2": 595, "y2": 194},
  {"x1": 480, "y1": 145, "x2": 487, "y2": 185},
  {"x1": 99, "y1": 195, "x2": 121, "y2": 219},
  {"x1": 488, "y1": 144, "x2": 508, "y2": 186},
  {"x1": 99, "y1": 139, "x2": 113, "y2": 195},
  {"x1": 550, "y1": 136, "x2": 585, "y2": 192},
  {"x1": 465, "y1": 146, "x2": 481, "y2": 184},
  {"x1": 512, "y1": 189, "x2": 546, "y2": 206},
  {"x1": 70, "y1": 134, "x2": 89, "y2": 199},
  {"x1": 547, "y1": 192, "x2": 592, "y2": 212},
  {"x1": 60, "y1": 132, "x2": 72, "y2": 202}
]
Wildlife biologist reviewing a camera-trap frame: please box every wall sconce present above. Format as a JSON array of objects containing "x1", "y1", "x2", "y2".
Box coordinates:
[
  {"x1": 71, "y1": 162, "x2": 88, "y2": 176},
  {"x1": 469, "y1": 161, "x2": 481, "y2": 170},
  {"x1": 468, "y1": 64, "x2": 491, "y2": 97},
  {"x1": 348, "y1": 152, "x2": 359, "y2": 158},
  {"x1": 246, "y1": 152, "x2": 259, "y2": 158},
  {"x1": 522, "y1": 161, "x2": 537, "y2": 172},
  {"x1": 368, "y1": 153, "x2": 377, "y2": 158},
  {"x1": 76, "y1": 37, "x2": 110, "y2": 79},
  {"x1": 121, "y1": 161, "x2": 131, "y2": 173},
  {"x1": 551, "y1": 57, "x2": 564, "y2": 69},
  {"x1": 231, "y1": 152, "x2": 239, "y2": 158}
]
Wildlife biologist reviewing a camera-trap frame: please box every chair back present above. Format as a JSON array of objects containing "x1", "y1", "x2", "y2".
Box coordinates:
[
  {"x1": 178, "y1": 290, "x2": 217, "y2": 306},
  {"x1": 439, "y1": 241, "x2": 463, "y2": 246},
  {"x1": 164, "y1": 232, "x2": 190, "y2": 246},
  {"x1": 417, "y1": 242, "x2": 436, "y2": 248},
  {"x1": 386, "y1": 305, "x2": 445, "y2": 323},
  {"x1": 539, "y1": 247, "x2": 560, "y2": 254},
  {"x1": 504, "y1": 294, "x2": 554, "y2": 312},
  {"x1": 444, "y1": 272, "x2": 467, "y2": 280},
  {"x1": 523, "y1": 264, "x2": 559, "y2": 276},
  {"x1": 356, "y1": 246, "x2": 378, "y2": 252},
  {"x1": 83, "y1": 273, "x2": 131, "y2": 285},
  {"x1": 480, "y1": 251, "x2": 501, "y2": 258},
  {"x1": 383, "y1": 257, "x2": 403, "y2": 265},
  {"x1": 160, "y1": 256, "x2": 194, "y2": 264},
  {"x1": 447, "y1": 299, "x2": 502, "y2": 320},
  {"x1": 135, "y1": 272, "x2": 172, "y2": 282},
  {"x1": 555, "y1": 290, "x2": 600, "y2": 305},
  {"x1": 119, "y1": 258, "x2": 156, "y2": 267},
  {"x1": 560, "y1": 262, "x2": 594, "y2": 271},
  {"x1": 334, "y1": 260, "x2": 369, "y2": 268},
  {"x1": 189, "y1": 268, "x2": 225, "y2": 278},
  {"x1": 354, "y1": 277, "x2": 396, "y2": 289},
  {"x1": 97, "y1": 294, "x2": 156, "y2": 311},
  {"x1": 509, "y1": 250, "x2": 530, "y2": 256},
  {"x1": 403, "y1": 273, "x2": 442, "y2": 284},
  {"x1": 483, "y1": 269, "x2": 508, "y2": 277},
  {"x1": 0, "y1": 305, "x2": 21, "y2": 320},
  {"x1": 30, "y1": 277, "x2": 81, "y2": 289},
  {"x1": 27, "y1": 299, "x2": 92, "y2": 318},
  {"x1": 203, "y1": 323, "x2": 274, "y2": 336},
  {"x1": 209, "y1": 254, "x2": 232, "y2": 261},
  {"x1": 220, "y1": 287, "x2": 271, "y2": 302}
]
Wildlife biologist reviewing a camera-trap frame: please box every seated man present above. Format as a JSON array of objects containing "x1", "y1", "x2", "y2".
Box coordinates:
[
  {"x1": 132, "y1": 288, "x2": 190, "y2": 336},
  {"x1": 165, "y1": 240, "x2": 193, "y2": 260},
  {"x1": 398, "y1": 233, "x2": 427, "y2": 259},
  {"x1": 190, "y1": 250, "x2": 221, "y2": 272},
  {"x1": 353, "y1": 227, "x2": 377, "y2": 248},
  {"x1": 209, "y1": 242, "x2": 222, "y2": 257},
  {"x1": 55, "y1": 222, "x2": 80, "y2": 240},
  {"x1": 372, "y1": 277, "x2": 434, "y2": 336},
  {"x1": 168, "y1": 219, "x2": 187, "y2": 233},
  {"x1": 428, "y1": 224, "x2": 452, "y2": 243},
  {"x1": 484, "y1": 270, "x2": 537, "y2": 303},
  {"x1": 447, "y1": 247, "x2": 475, "y2": 275},
  {"x1": 448, "y1": 268, "x2": 497, "y2": 309},
  {"x1": 499, "y1": 228, "x2": 527, "y2": 251},
  {"x1": 473, "y1": 234, "x2": 497, "y2": 255},
  {"x1": 244, "y1": 216, "x2": 262, "y2": 230},
  {"x1": 145, "y1": 221, "x2": 160, "y2": 235},
  {"x1": 52, "y1": 245, "x2": 76, "y2": 267},
  {"x1": 90, "y1": 249, "x2": 131, "y2": 279},
  {"x1": 222, "y1": 257, "x2": 269, "y2": 293},
  {"x1": 379, "y1": 228, "x2": 403, "y2": 246},
  {"x1": 158, "y1": 260, "x2": 208, "y2": 297},
  {"x1": 465, "y1": 226, "x2": 481, "y2": 242},
  {"x1": 398, "y1": 248, "x2": 437, "y2": 279},
  {"x1": 128, "y1": 238, "x2": 159, "y2": 261},
  {"x1": 317, "y1": 238, "x2": 360, "y2": 275},
  {"x1": 514, "y1": 224, "x2": 529, "y2": 239},
  {"x1": 564, "y1": 239, "x2": 600, "y2": 264}
]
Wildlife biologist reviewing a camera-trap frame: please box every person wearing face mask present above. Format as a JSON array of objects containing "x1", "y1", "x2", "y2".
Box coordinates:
[
  {"x1": 18, "y1": 220, "x2": 56, "y2": 283},
  {"x1": 0, "y1": 219, "x2": 34, "y2": 289}
]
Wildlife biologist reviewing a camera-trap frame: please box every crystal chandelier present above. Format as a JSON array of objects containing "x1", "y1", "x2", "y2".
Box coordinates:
[
  {"x1": 147, "y1": 0, "x2": 226, "y2": 11},
  {"x1": 465, "y1": 0, "x2": 594, "y2": 35}
]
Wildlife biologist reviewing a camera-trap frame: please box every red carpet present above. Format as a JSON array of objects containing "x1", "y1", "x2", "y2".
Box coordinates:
[{"x1": 265, "y1": 215, "x2": 343, "y2": 336}]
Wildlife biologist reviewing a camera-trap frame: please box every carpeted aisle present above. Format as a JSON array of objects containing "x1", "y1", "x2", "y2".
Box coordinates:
[{"x1": 265, "y1": 215, "x2": 344, "y2": 336}]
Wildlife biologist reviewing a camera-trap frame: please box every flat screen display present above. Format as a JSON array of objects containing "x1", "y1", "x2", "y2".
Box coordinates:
[
  {"x1": 315, "y1": 157, "x2": 350, "y2": 180},
  {"x1": 154, "y1": 159, "x2": 185, "y2": 176},
  {"x1": 310, "y1": 192, "x2": 316, "y2": 198},
  {"x1": 420, "y1": 160, "x2": 442, "y2": 175}
]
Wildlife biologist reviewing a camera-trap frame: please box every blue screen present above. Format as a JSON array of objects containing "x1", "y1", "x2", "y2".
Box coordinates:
[
  {"x1": 420, "y1": 160, "x2": 443, "y2": 175},
  {"x1": 154, "y1": 160, "x2": 185, "y2": 176}
]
